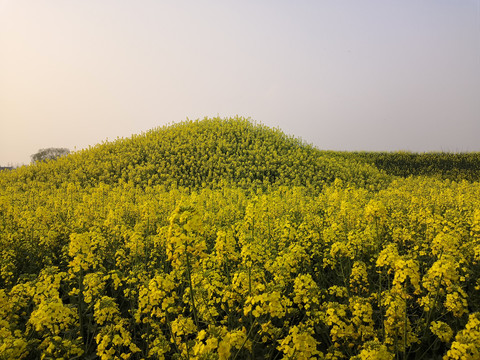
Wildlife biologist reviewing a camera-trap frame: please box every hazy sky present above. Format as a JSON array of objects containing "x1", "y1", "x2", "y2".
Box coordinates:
[{"x1": 1, "y1": 1, "x2": 479, "y2": 166}]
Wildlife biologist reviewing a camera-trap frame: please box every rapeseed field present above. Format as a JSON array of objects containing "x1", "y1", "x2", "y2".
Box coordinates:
[{"x1": 1, "y1": 117, "x2": 480, "y2": 359}]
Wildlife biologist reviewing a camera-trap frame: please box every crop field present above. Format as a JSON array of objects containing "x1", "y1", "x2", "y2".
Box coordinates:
[{"x1": 1, "y1": 117, "x2": 480, "y2": 359}]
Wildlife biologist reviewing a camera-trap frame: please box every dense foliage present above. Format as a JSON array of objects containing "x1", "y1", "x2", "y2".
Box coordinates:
[
  {"x1": 350, "y1": 151, "x2": 480, "y2": 182},
  {"x1": 1, "y1": 117, "x2": 480, "y2": 359}
]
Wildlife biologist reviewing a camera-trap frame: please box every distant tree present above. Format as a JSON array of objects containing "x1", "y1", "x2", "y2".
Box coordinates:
[{"x1": 31, "y1": 148, "x2": 70, "y2": 163}]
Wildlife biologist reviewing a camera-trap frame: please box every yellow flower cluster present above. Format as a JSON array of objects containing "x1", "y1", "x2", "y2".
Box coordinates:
[
  {"x1": 445, "y1": 313, "x2": 480, "y2": 359},
  {"x1": 430, "y1": 321, "x2": 454, "y2": 343},
  {"x1": 94, "y1": 296, "x2": 141, "y2": 360},
  {"x1": 278, "y1": 324, "x2": 320, "y2": 359}
]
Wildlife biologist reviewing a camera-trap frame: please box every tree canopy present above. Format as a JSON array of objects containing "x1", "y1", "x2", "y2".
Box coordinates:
[{"x1": 31, "y1": 148, "x2": 70, "y2": 163}]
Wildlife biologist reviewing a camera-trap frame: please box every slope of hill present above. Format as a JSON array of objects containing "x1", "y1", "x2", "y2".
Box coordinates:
[{"x1": 0, "y1": 117, "x2": 389, "y2": 191}]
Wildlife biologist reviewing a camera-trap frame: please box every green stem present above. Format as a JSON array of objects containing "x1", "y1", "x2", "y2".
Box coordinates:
[
  {"x1": 77, "y1": 268, "x2": 87, "y2": 354},
  {"x1": 185, "y1": 240, "x2": 199, "y2": 328}
]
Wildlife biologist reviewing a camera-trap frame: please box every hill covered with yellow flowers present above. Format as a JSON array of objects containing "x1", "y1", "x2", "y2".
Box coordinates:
[
  {"x1": 0, "y1": 117, "x2": 390, "y2": 191},
  {"x1": 1, "y1": 117, "x2": 480, "y2": 359}
]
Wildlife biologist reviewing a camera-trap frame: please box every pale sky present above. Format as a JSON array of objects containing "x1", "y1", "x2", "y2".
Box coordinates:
[{"x1": 1, "y1": 1, "x2": 479, "y2": 166}]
